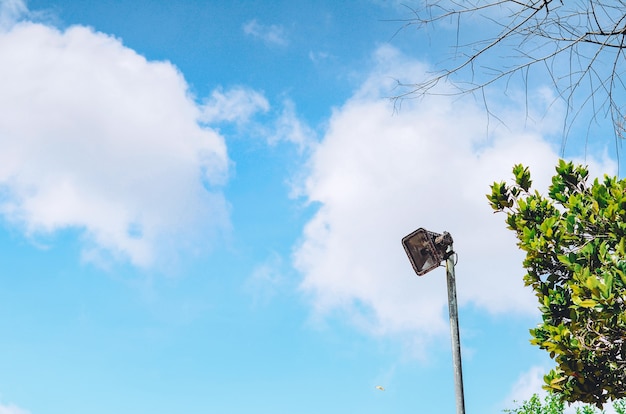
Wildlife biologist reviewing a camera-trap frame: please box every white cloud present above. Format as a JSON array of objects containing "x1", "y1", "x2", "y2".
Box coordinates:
[
  {"x1": 0, "y1": 0, "x2": 26, "y2": 31},
  {"x1": 502, "y1": 366, "x2": 619, "y2": 414},
  {"x1": 201, "y1": 86, "x2": 269, "y2": 124},
  {"x1": 0, "y1": 20, "x2": 230, "y2": 267},
  {"x1": 243, "y1": 19, "x2": 288, "y2": 47},
  {"x1": 293, "y1": 45, "x2": 616, "y2": 340},
  {"x1": 244, "y1": 252, "x2": 286, "y2": 307},
  {"x1": 199, "y1": 85, "x2": 313, "y2": 152},
  {"x1": 308, "y1": 50, "x2": 331, "y2": 64},
  {"x1": 268, "y1": 99, "x2": 316, "y2": 151},
  {"x1": 208, "y1": 94, "x2": 315, "y2": 153},
  {"x1": 503, "y1": 365, "x2": 548, "y2": 408},
  {"x1": 0, "y1": 401, "x2": 30, "y2": 414}
]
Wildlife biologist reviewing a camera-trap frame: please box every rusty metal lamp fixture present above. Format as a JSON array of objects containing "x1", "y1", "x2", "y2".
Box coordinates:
[{"x1": 401, "y1": 228, "x2": 453, "y2": 276}]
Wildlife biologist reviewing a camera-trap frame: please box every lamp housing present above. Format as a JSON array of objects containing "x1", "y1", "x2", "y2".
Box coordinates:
[{"x1": 402, "y1": 228, "x2": 453, "y2": 276}]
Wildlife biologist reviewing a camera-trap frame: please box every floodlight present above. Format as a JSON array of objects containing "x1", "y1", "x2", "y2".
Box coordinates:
[{"x1": 401, "y1": 228, "x2": 453, "y2": 276}]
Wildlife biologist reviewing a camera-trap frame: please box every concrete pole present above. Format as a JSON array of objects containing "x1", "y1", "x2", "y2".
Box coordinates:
[{"x1": 446, "y1": 251, "x2": 466, "y2": 414}]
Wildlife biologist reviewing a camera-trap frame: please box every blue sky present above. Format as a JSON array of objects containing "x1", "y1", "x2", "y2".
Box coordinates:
[{"x1": 0, "y1": 1, "x2": 622, "y2": 413}]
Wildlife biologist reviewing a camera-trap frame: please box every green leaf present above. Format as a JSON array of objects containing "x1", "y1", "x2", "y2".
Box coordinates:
[
  {"x1": 486, "y1": 161, "x2": 626, "y2": 407},
  {"x1": 513, "y1": 164, "x2": 533, "y2": 192},
  {"x1": 577, "y1": 299, "x2": 597, "y2": 308}
]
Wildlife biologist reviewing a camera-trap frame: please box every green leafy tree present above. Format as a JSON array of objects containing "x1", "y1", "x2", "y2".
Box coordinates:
[
  {"x1": 504, "y1": 393, "x2": 626, "y2": 414},
  {"x1": 488, "y1": 160, "x2": 626, "y2": 407},
  {"x1": 504, "y1": 393, "x2": 565, "y2": 414}
]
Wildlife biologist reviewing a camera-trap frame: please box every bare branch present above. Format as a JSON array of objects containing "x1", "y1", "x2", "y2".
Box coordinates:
[{"x1": 394, "y1": 0, "x2": 626, "y2": 157}]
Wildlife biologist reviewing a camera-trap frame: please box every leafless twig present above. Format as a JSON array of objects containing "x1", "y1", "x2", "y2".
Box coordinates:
[{"x1": 394, "y1": 1, "x2": 626, "y2": 158}]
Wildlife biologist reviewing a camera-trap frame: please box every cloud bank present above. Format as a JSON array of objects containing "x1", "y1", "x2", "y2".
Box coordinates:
[
  {"x1": 294, "y1": 45, "x2": 616, "y2": 340},
  {"x1": 0, "y1": 16, "x2": 232, "y2": 267}
]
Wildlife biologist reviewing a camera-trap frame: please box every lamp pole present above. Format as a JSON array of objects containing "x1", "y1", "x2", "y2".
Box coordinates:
[
  {"x1": 401, "y1": 228, "x2": 466, "y2": 414},
  {"x1": 446, "y1": 249, "x2": 465, "y2": 414}
]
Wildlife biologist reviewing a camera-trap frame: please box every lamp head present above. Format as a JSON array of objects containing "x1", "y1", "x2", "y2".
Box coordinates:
[{"x1": 402, "y1": 228, "x2": 453, "y2": 276}]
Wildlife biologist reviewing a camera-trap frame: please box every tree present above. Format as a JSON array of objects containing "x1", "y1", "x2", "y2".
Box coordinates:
[
  {"x1": 504, "y1": 393, "x2": 565, "y2": 414},
  {"x1": 504, "y1": 393, "x2": 626, "y2": 413},
  {"x1": 488, "y1": 160, "x2": 626, "y2": 407},
  {"x1": 397, "y1": 1, "x2": 626, "y2": 145}
]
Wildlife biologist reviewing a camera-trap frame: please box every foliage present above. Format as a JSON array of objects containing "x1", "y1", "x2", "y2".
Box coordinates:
[
  {"x1": 504, "y1": 393, "x2": 565, "y2": 414},
  {"x1": 488, "y1": 160, "x2": 626, "y2": 407},
  {"x1": 504, "y1": 393, "x2": 626, "y2": 414}
]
